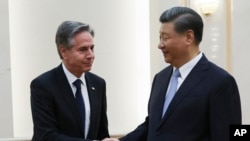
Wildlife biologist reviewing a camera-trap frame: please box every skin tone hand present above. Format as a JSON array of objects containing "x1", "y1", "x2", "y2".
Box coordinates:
[{"x1": 102, "y1": 138, "x2": 119, "y2": 141}]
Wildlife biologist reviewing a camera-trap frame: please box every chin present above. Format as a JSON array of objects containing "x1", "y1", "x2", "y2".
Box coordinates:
[
  {"x1": 84, "y1": 68, "x2": 92, "y2": 72},
  {"x1": 164, "y1": 58, "x2": 170, "y2": 63}
]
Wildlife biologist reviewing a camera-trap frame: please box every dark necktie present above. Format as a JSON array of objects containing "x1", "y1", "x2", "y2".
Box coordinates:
[
  {"x1": 73, "y1": 79, "x2": 85, "y2": 138},
  {"x1": 162, "y1": 69, "x2": 180, "y2": 117}
]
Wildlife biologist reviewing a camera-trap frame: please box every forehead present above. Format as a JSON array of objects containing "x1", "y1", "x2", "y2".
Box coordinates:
[
  {"x1": 74, "y1": 31, "x2": 94, "y2": 43},
  {"x1": 159, "y1": 22, "x2": 175, "y2": 35}
]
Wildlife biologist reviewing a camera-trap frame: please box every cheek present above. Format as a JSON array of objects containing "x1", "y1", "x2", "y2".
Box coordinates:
[
  {"x1": 168, "y1": 40, "x2": 181, "y2": 51},
  {"x1": 176, "y1": 45, "x2": 189, "y2": 57},
  {"x1": 62, "y1": 50, "x2": 74, "y2": 60},
  {"x1": 63, "y1": 53, "x2": 70, "y2": 60},
  {"x1": 174, "y1": 39, "x2": 186, "y2": 48},
  {"x1": 170, "y1": 41, "x2": 185, "y2": 55},
  {"x1": 65, "y1": 53, "x2": 75, "y2": 60}
]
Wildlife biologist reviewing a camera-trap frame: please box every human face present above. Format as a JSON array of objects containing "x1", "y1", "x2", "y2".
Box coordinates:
[
  {"x1": 60, "y1": 31, "x2": 95, "y2": 77},
  {"x1": 158, "y1": 22, "x2": 190, "y2": 68}
]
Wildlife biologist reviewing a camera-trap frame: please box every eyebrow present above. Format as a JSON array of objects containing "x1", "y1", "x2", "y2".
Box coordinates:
[
  {"x1": 80, "y1": 43, "x2": 94, "y2": 47},
  {"x1": 160, "y1": 30, "x2": 168, "y2": 34},
  {"x1": 160, "y1": 32, "x2": 170, "y2": 36}
]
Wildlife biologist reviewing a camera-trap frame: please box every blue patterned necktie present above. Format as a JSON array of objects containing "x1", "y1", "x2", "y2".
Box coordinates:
[
  {"x1": 73, "y1": 79, "x2": 85, "y2": 137},
  {"x1": 162, "y1": 69, "x2": 180, "y2": 118}
]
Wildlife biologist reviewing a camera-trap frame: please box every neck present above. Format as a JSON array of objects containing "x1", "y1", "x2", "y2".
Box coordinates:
[{"x1": 173, "y1": 48, "x2": 200, "y2": 68}]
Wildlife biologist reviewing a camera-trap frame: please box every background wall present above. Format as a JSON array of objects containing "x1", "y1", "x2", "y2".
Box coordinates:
[
  {"x1": 232, "y1": 0, "x2": 250, "y2": 124},
  {"x1": 0, "y1": 0, "x2": 13, "y2": 138},
  {"x1": 0, "y1": 0, "x2": 249, "y2": 139}
]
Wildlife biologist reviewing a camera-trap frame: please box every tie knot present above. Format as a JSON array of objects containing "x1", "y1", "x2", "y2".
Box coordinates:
[
  {"x1": 73, "y1": 79, "x2": 82, "y2": 89},
  {"x1": 173, "y1": 69, "x2": 180, "y2": 77}
]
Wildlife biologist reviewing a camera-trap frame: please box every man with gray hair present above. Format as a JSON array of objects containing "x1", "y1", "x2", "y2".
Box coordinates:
[{"x1": 31, "y1": 21, "x2": 109, "y2": 141}]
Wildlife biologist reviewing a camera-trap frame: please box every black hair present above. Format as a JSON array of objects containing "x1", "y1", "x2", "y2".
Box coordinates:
[{"x1": 160, "y1": 6, "x2": 203, "y2": 44}]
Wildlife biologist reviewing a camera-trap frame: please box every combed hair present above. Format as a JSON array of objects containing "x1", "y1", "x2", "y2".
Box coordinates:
[
  {"x1": 160, "y1": 6, "x2": 203, "y2": 44},
  {"x1": 55, "y1": 21, "x2": 94, "y2": 59}
]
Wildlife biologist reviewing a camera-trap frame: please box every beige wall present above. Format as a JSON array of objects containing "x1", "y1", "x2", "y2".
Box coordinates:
[
  {"x1": 232, "y1": 0, "x2": 250, "y2": 124},
  {"x1": 0, "y1": 0, "x2": 13, "y2": 138}
]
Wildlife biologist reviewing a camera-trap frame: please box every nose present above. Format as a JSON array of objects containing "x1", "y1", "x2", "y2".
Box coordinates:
[
  {"x1": 158, "y1": 41, "x2": 164, "y2": 49},
  {"x1": 87, "y1": 49, "x2": 95, "y2": 59}
]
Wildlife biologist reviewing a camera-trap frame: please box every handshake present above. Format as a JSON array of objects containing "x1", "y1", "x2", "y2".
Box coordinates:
[{"x1": 101, "y1": 138, "x2": 120, "y2": 141}]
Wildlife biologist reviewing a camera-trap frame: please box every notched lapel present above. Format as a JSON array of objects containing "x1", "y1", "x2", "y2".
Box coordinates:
[
  {"x1": 149, "y1": 67, "x2": 173, "y2": 130},
  {"x1": 159, "y1": 56, "x2": 210, "y2": 129},
  {"x1": 152, "y1": 68, "x2": 173, "y2": 122},
  {"x1": 85, "y1": 73, "x2": 98, "y2": 116},
  {"x1": 55, "y1": 65, "x2": 82, "y2": 125}
]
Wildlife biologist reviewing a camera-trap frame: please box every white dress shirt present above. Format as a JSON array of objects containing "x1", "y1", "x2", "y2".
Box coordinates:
[
  {"x1": 62, "y1": 63, "x2": 90, "y2": 139},
  {"x1": 173, "y1": 52, "x2": 203, "y2": 90}
]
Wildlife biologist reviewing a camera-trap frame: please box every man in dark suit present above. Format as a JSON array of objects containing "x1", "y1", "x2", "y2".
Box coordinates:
[
  {"x1": 30, "y1": 21, "x2": 109, "y2": 141},
  {"x1": 104, "y1": 6, "x2": 241, "y2": 141}
]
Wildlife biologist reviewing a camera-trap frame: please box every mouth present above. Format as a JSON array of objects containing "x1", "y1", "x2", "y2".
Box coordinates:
[
  {"x1": 162, "y1": 51, "x2": 169, "y2": 56},
  {"x1": 83, "y1": 62, "x2": 93, "y2": 67},
  {"x1": 85, "y1": 63, "x2": 92, "y2": 66}
]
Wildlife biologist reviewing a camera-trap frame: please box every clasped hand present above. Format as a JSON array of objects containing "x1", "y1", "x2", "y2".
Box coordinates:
[{"x1": 102, "y1": 137, "x2": 119, "y2": 141}]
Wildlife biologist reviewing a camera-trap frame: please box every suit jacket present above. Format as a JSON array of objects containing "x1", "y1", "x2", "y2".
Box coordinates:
[
  {"x1": 30, "y1": 64, "x2": 109, "y2": 141},
  {"x1": 120, "y1": 55, "x2": 241, "y2": 141}
]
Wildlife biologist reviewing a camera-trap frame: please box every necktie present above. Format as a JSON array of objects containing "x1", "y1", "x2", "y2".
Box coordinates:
[
  {"x1": 73, "y1": 79, "x2": 85, "y2": 137},
  {"x1": 162, "y1": 69, "x2": 180, "y2": 117}
]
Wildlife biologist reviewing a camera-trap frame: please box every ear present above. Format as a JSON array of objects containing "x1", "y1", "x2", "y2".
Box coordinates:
[
  {"x1": 185, "y1": 30, "x2": 195, "y2": 45},
  {"x1": 59, "y1": 45, "x2": 67, "y2": 59}
]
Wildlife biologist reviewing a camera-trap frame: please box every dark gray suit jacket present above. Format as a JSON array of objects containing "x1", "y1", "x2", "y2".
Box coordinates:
[
  {"x1": 31, "y1": 64, "x2": 109, "y2": 141},
  {"x1": 120, "y1": 55, "x2": 241, "y2": 141}
]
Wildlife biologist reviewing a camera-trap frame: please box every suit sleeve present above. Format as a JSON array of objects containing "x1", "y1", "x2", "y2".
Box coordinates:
[
  {"x1": 209, "y1": 75, "x2": 242, "y2": 141},
  {"x1": 97, "y1": 80, "x2": 110, "y2": 139},
  {"x1": 30, "y1": 79, "x2": 93, "y2": 141}
]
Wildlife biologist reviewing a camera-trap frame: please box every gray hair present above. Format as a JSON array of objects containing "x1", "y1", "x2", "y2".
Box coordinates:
[{"x1": 55, "y1": 21, "x2": 94, "y2": 59}]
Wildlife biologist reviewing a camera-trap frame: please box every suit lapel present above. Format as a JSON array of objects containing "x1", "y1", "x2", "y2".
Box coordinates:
[
  {"x1": 54, "y1": 64, "x2": 83, "y2": 131},
  {"x1": 158, "y1": 56, "x2": 210, "y2": 129},
  {"x1": 84, "y1": 73, "x2": 98, "y2": 137},
  {"x1": 152, "y1": 67, "x2": 173, "y2": 123}
]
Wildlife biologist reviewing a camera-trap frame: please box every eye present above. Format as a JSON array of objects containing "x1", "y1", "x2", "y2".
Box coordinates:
[
  {"x1": 90, "y1": 45, "x2": 94, "y2": 52},
  {"x1": 160, "y1": 35, "x2": 168, "y2": 41},
  {"x1": 79, "y1": 47, "x2": 88, "y2": 52}
]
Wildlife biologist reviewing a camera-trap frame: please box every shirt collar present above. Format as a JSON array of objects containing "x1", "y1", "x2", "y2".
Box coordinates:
[
  {"x1": 62, "y1": 63, "x2": 86, "y2": 86},
  {"x1": 175, "y1": 52, "x2": 203, "y2": 79}
]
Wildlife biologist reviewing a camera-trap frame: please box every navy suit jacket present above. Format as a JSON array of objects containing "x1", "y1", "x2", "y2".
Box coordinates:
[
  {"x1": 30, "y1": 64, "x2": 109, "y2": 141},
  {"x1": 120, "y1": 55, "x2": 241, "y2": 141}
]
